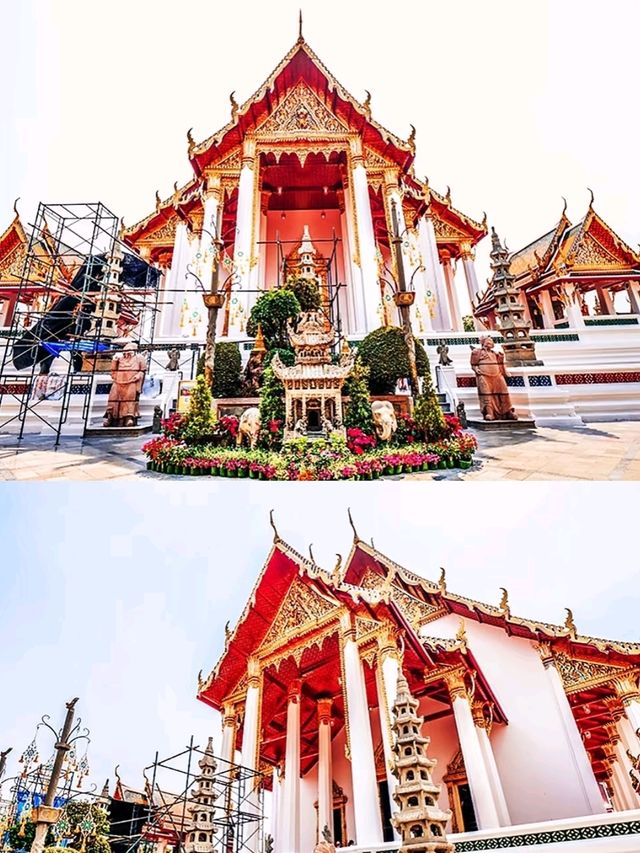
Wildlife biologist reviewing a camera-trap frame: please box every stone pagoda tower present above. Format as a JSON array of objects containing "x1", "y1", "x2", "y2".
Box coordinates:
[
  {"x1": 490, "y1": 227, "x2": 542, "y2": 367},
  {"x1": 185, "y1": 737, "x2": 217, "y2": 853},
  {"x1": 391, "y1": 672, "x2": 454, "y2": 853}
]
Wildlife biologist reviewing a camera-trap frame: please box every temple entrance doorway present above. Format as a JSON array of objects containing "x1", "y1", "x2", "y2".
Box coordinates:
[
  {"x1": 444, "y1": 749, "x2": 478, "y2": 832},
  {"x1": 378, "y1": 780, "x2": 394, "y2": 842},
  {"x1": 307, "y1": 399, "x2": 322, "y2": 432}
]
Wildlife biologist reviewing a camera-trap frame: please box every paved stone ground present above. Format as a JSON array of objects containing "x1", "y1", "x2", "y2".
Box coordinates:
[{"x1": 1, "y1": 421, "x2": 640, "y2": 481}]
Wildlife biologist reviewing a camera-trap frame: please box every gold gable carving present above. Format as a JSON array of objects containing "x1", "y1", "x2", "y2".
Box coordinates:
[
  {"x1": 259, "y1": 578, "x2": 337, "y2": 649},
  {"x1": 571, "y1": 233, "x2": 623, "y2": 268},
  {"x1": 0, "y1": 244, "x2": 26, "y2": 280},
  {"x1": 364, "y1": 148, "x2": 396, "y2": 171},
  {"x1": 257, "y1": 82, "x2": 349, "y2": 136},
  {"x1": 360, "y1": 567, "x2": 384, "y2": 591},
  {"x1": 554, "y1": 652, "x2": 633, "y2": 693},
  {"x1": 146, "y1": 219, "x2": 177, "y2": 244},
  {"x1": 391, "y1": 586, "x2": 441, "y2": 631},
  {"x1": 355, "y1": 615, "x2": 380, "y2": 640},
  {"x1": 432, "y1": 216, "x2": 467, "y2": 241},
  {"x1": 216, "y1": 149, "x2": 242, "y2": 171}
]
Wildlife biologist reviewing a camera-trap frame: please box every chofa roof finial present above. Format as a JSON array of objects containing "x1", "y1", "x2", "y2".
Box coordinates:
[
  {"x1": 347, "y1": 507, "x2": 360, "y2": 543},
  {"x1": 269, "y1": 509, "x2": 281, "y2": 544},
  {"x1": 13, "y1": 197, "x2": 20, "y2": 219},
  {"x1": 587, "y1": 187, "x2": 595, "y2": 209},
  {"x1": 298, "y1": 9, "x2": 303, "y2": 41},
  {"x1": 561, "y1": 196, "x2": 568, "y2": 216}
]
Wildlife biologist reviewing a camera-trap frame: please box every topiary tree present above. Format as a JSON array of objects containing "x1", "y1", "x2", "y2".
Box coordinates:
[
  {"x1": 212, "y1": 342, "x2": 242, "y2": 397},
  {"x1": 62, "y1": 802, "x2": 110, "y2": 853},
  {"x1": 247, "y1": 289, "x2": 301, "y2": 350},
  {"x1": 286, "y1": 277, "x2": 321, "y2": 311},
  {"x1": 343, "y1": 358, "x2": 374, "y2": 434},
  {"x1": 258, "y1": 365, "x2": 286, "y2": 449},
  {"x1": 263, "y1": 347, "x2": 295, "y2": 368},
  {"x1": 184, "y1": 373, "x2": 215, "y2": 443},
  {"x1": 8, "y1": 816, "x2": 36, "y2": 850},
  {"x1": 357, "y1": 326, "x2": 429, "y2": 395}
]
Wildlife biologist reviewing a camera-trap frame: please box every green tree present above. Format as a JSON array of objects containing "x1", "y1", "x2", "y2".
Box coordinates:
[
  {"x1": 184, "y1": 373, "x2": 215, "y2": 443},
  {"x1": 258, "y1": 365, "x2": 286, "y2": 449},
  {"x1": 286, "y1": 277, "x2": 321, "y2": 311},
  {"x1": 62, "y1": 802, "x2": 110, "y2": 853},
  {"x1": 197, "y1": 343, "x2": 242, "y2": 397},
  {"x1": 8, "y1": 816, "x2": 36, "y2": 850},
  {"x1": 343, "y1": 358, "x2": 374, "y2": 434},
  {"x1": 247, "y1": 289, "x2": 301, "y2": 350},
  {"x1": 462, "y1": 315, "x2": 475, "y2": 332},
  {"x1": 357, "y1": 326, "x2": 430, "y2": 395}
]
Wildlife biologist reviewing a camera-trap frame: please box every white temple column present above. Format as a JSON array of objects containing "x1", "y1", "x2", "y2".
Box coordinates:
[
  {"x1": 538, "y1": 290, "x2": 556, "y2": 329},
  {"x1": 340, "y1": 613, "x2": 384, "y2": 846},
  {"x1": 537, "y1": 645, "x2": 604, "y2": 813},
  {"x1": 240, "y1": 657, "x2": 262, "y2": 853},
  {"x1": 162, "y1": 221, "x2": 192, "y2": 337},
  {"x1": 374, "y1": 629, "x2": 401, "y2": 838},
  {"x1": 341, "y1": 182, "x2": 366, "y2": 334},
  {"x1": 596, "y1": 285, "x2": 615, "y2": 315},
  {"x1": 221, "y1": 702, "x2": 238, "y2": 765},
  {"x1": 626, "y1": 280, "x2": 640, "y2": 315},
  {"x1": 281, "y1": 679, "x2": 301, "y2": 853},
  {"x1": 228, "y1": 137, "x2": 258, "y2": 338},
  {"x1": 615, "y1": 676, "x2": 640, "y2": 735},
  {"x1": 444, "y1": 672, "x2": 500, "y2": 829},
  {"x1": 563, "y1": 284, "x2": 586, "y2": 328},
  {"x1": 471, "y1": 702, "x2": 510, "y2": 826},
  {"x1": 605, "y1": 722, "x2": 638, "y2": 810},
  {"x1": 461, "y1": 245, "x2": 481, "y2": 304},
  {"x1": 317, "y1": 698, "x2": 333, "y2": 843},
  {"x1": 417, "y1": 211, "x2": 451, "y2": 330},
  {"x1": 441, "y1": 251, "x2": 463, "y2": 331},
  {"x1": 271, "y1": 766, "x2": 283, "y2": 849},
  {"x1": 350, "y1": 138, "x2": 383, "y2": 333}
]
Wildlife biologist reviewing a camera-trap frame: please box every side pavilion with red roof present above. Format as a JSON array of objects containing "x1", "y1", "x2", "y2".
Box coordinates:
[
  {"x1": 123, "y1": 28, "x2": 486, "y2": 342},
  {"x1": 197, "y1": 523, "x2": 640, "y2": 850}
]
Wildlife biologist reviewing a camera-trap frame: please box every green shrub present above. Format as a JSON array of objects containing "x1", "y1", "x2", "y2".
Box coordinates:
[
  {"x1": 197, "y1": 343, "x2": 242, "y2": 397},
  {"x1": 287, "y1": 276, "x2": 321, "y2": 311},
  {"x1": 264, "y1": 347, "x2": 295, "y2": 368},
  {"x1": 358, "y1": 326, "x2": 430, "y2": 394},
  {"x1": 247, "y1": 289, "x2": 301, "y2": 350},
  {"x1": 258, "y1": 366, "x2": 286, "y2": 449},
  {"x1": 343, "y1": 358, "x2": 374, "y2": 434},
  {"x1": 414, "y1": 390, "x2": 447, "y2": 441},
  {"x1": 184, "y1": 374, "x2": 215, "y2": 443}
]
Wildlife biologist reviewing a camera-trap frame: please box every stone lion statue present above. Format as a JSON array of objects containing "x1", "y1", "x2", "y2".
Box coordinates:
[{"x1": 371, "y1": 400, "x2": 398, "y2": 442}]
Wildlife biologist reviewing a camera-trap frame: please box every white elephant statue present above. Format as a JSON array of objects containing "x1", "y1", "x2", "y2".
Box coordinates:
[
  {"x1": 371, "y1": 400, "x2": 397, "y2": 442},
  {"x1": 237, "y1": 407, "x2": 261, "y2": 449}
]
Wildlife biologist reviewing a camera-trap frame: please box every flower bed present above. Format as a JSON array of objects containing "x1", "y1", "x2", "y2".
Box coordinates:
[{"x1": 142, "y1": 432, "x2": 478, "y2": 481}]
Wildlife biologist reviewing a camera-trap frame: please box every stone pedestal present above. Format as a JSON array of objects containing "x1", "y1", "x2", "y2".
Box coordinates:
[{"x1": 436, "y1": 364, "x2": 458, "y2": 402}]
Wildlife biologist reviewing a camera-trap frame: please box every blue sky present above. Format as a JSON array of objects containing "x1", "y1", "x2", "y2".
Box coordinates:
[
  {"x1": 0, "y1": 482, "x2": 638, "y2": 798},
  {"x1": 2, "y1": 0, "x2": 640, "y2": 298}
]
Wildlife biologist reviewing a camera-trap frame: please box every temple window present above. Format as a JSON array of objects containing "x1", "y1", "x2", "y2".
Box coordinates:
[
  {"x1": 198, "y1": 833, "x2": 207, "y2": 842},
  {"x1": 410, "y1": 825, "x2": 424, "y2": 838},
  {"x1": 408, "y1": 796, "x2": 419, "y2": 807},
  {"x1": 431, "y1": 824, "x2": 442, "y2": 836}
]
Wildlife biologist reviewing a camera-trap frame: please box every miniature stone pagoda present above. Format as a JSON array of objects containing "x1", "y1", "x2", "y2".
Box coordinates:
[
  {"x1": 489, "y1": 228, "x2": 542, "y2": 367},
  {"x1": 391, "y1": 671, "x2": 454, "y2": 853},
  {"x1": 185, "y1": 737, "x2": 217, "y2": 853},
  {"x1": 271, "y1": 311, "x2": 354, "y2": 440}
]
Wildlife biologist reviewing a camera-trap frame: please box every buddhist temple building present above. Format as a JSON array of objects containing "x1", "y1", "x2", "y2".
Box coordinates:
[
  {"x1": 120, "y1": 28, "x2": 487, "y2": 341},
  {"x1": 197, "y1": 525, "x2": 640, "y2": 852},
  {"x1": 475, "y1": 199, "x2": 640, "y2": 331}
]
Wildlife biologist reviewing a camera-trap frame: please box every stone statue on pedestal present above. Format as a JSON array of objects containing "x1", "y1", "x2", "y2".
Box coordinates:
[
  {"x1": 103, "y1": 342, "x2": 147, "y2": 427},
  {"x1": 470, "y1": 336, "x2": 517, "y2": 421}
]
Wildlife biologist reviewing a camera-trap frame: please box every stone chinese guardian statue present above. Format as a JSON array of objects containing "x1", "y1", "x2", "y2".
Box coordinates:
[
  {"x1": 103, "y1": 342, "x2": 147, "y2": 427},
  {"x1": 470, "y1": 336, "x2": 517, "y2": 421}
]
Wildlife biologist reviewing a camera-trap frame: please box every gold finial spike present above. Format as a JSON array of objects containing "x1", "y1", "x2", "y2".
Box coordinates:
[
  {"x1": 587, "y1": 187, "x2": 595, "y2": 209},
  {"x1": 308, "y1": 543, "x2": 317, "y2": 566},
  {"x1": 347, "y1": 507, "x2": 360, "y2": 542},
  {"x1": 561, "y1": 196, "x2": 568, "y2": 216},
  {"x1": 370, "y1": 538, "x2": 375, "y2": 550},
  {"x1": 482, "y1": 211, "x2": 488, "y2": 228},
  {"x1": 408, "y1": 124, "x2": 416, "y2": 151},
  {"x1": 564, "y1": 607, "x2": 577, "y2": 638},
  {"x1": 456, "y1": 618, "x2": 468, "y2": 648},
  {"x1": 438, "y1": 567, "x2": 447, "y2": 594},
  {"x1": 499, "y1": 587, "x2": 510, "y2": 616},
  {"x1": 363, "y1": 90, "x2": 371, "y2": 116},
  {"x1": 340, "y1": 336, "x2": 350, "y2": 357},
  {"x1": 224, "y1": 621, "x2": 232, "y2": 643},
  {"x1": 12, "y1": 197, "x2": 20, "y2": 219},
  {"x1": 298, "y1": 9, "x2": 303, "y2": 40},
  {"x1": 173, "y1": 181, "x2": 179, "y2": 195},
  {"x1": 230, "y1": 91, "x2": 239, "y2": 122},
  {"x1": 445, "y1": 185, "x2": 452, "y2": 205},
  {"x1": 155, "y1": 190, "x2": 161, "y2": 212},
  {"x1": 332, "y1": 553, "x2": 342, "y2": 583},
  {"x1": 269, "y1": 509, "x2": 281, "y2": 543},
  {"x1": 187, "y1": 127, "x2": 195, "y2": 156}
]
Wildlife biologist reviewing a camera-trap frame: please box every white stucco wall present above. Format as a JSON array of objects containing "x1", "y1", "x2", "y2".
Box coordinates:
[{"x1": 421, "y1": 614, "x2": 607, "y2": 824}]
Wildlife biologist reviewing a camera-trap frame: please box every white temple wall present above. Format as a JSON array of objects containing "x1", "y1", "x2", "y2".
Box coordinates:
[
  {"x1": 421, "y1": 614, "x2": 605, "y2": 824},
  {"x1": 300, "y1": 764, "x2": 319, "y2": 853}
]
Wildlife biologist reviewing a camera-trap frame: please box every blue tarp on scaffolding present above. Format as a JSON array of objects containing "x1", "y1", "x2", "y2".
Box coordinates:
[{"x1": 41, "y1": 341, "x2": 110, "y2": 357}]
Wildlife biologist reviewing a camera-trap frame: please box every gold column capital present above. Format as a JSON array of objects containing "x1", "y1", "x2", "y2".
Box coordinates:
[
  {"x1": 613, "y1": 675, "x2": 640, "y2": 706},
  {"x1": 535, "y1": 642, "x2": 556, "y2": 670},
  {"x1": 203, "y1": 171, "x2": 222, "y2": 202},
  {"x1": 376, "y1": 624, "x2": 401, "y2": 664},
  {"x1": 222, "y1": 702, "x2": 238, "y2": 729},
  {"x1": 242, "y1": 137, "x2": 257, "y2": 169},
  {"x1": 460, "y1": 242, "x2": 475, "y2": 261},
  {"x1": 604, "y1": 695, "x2": 626, "y2": 721},
  {"x1": 317, "y1": 697, "x2": 332, "y2": 726},
  {"x1": 288, "y1": 678, "x2": 302, "y2": 704},
  {"x1": 443, "y1": 668, "x2": 469, "y2": 702},
  {"x1": 247, "y1": 656, "x2": 261, "y2": 688},
  {"x1": 349, "y1": 135, "x2": 364, "y2": 168},
  {"x1": 340, "y1": 611, "x2": 356, "y2": 642}
]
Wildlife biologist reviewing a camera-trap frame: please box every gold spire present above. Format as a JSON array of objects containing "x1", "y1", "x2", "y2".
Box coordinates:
[
  {"x1": 499, "y1": 587, "x2": 510, "y2": 616},
  {"x1": 253, "y1": 323, "x2": 266, "y2": 353},
  {"x1": 564, "y1": 607, "x2": 577, "y2": 638},
  {"x1": 298, "y1": 9, "x2": 303, "y2": 41}
]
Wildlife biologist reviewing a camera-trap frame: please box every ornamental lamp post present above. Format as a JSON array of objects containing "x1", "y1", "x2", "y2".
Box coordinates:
[
  {"x1": 390, "y1": 199, "x2": 420, "y2": 400},
  {"x1": 200, "y1": 227, "x2": 226, "y2": 390},
  {"x1": 0, "y1": 748, "x2": 11, "y2": 783},
  {"x1": 30, "y1": 698, "x2": 89, "y2": 853}
]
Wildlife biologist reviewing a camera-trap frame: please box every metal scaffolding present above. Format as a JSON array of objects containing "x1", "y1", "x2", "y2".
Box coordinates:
[{"x1": 0, "y1": 201, "x2": 161, "y2": 444}]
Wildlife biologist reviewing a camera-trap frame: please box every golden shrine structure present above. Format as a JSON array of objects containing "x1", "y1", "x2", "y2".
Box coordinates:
[{"x1": 197, "y1": 520, "x2": 640, "y2": 852}]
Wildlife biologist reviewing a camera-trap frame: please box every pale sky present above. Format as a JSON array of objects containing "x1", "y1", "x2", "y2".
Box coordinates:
[
  {"x1": 2, "y1": 0, "x2": 640, "y2": 295},
  {"x1": 0, "y1": 483, "x2": 638, "y2": 800}
]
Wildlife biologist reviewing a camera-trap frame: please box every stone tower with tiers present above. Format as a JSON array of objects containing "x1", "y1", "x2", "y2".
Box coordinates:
[
  {"x1": 490, "y1": 227, "x2": 542, "y2": 367},
  {"x1": 185, "y1": 737, "x2": 217, "y2": 853},
  {"x1": 391, "y1": 672, "x2": 454, "y2": 853}
]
